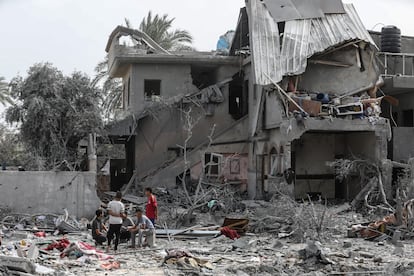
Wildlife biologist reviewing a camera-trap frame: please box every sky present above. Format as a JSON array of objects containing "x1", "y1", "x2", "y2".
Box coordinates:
[{"x1": 0, "y1": 0, "x2": 414, "y2": 82}]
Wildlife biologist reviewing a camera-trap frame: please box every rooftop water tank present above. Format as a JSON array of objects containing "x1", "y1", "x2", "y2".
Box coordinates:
[{"x1": 381, "y1": 25, "x2": 401, "y2": 53}]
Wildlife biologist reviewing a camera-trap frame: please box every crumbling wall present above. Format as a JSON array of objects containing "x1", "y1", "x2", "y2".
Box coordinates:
[
  {"x1": 298, "y1": 46, "x2": 379, "y2": 96},
  {"x1": 248, "y1": 117, "x2": 391, "y2": 199},
  {"x1": 134, "y1": 81, "x2": 246, "y2": 182},
  {"x1": 129, "y1": 64, "x2": 194, "y2": 113},
  {"x1": 190, "y1": 153, "x2": 249, "y2": 186},
  {"x1": 0, "y1": 171, "x2": 100, "y2": 218}
]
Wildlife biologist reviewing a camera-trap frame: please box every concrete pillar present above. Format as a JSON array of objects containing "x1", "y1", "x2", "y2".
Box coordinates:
[
  {"x1": 87, "y1": 133, "x2": 97, "y2": 172},
  {"x1": 247, "y1": 141, "x2": 257, "y2": 199},
  {"x1": 380, "y1": 159, "x2": 393, "y2": 200}
]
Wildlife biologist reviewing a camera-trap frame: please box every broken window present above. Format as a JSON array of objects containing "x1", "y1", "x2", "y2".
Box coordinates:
[
  {"x1": 144, "y1": 79, "x2": 161, "y2": 99},
  {"x1": 204, "y1": 153, "x2": 222, "y2": 176},
  {"x1": 269, "y1": 147, "x2": 284, "y2": 176},
  {"x1": 229, "y1": 73, "x2": 248, "y2": 120},
  {"x1": 191, "y1": 66, "x2": 216, "y2": 89},
  {"x1": 230, "y1": 158, "x2": 240, "y2": 174},
  {"x1": 402, "y1": 109, "x2": 413, "y2": 127}
]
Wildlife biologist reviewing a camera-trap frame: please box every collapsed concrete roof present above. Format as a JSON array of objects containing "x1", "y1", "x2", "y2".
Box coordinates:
[
  {"x1": 247, "y1": 0, "x2": 377, "y2": 85},
  {"x1": 105, "y1": 26, "x2": 241, "y2": 77},
  {"x1": 105, "y1": 25, "x2": 171, "y2": 54}
]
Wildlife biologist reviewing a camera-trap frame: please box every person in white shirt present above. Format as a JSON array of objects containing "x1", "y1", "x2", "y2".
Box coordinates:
[{"x1": 106, "y1": 191, "x2": 125, "y2": 252}]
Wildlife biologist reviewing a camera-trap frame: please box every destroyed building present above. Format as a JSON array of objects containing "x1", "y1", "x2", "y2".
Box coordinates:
[
  {"x1": 369, "y1": 29, "x2": 414, "y2": 163},
  {"x1": 105, "y1": 0, "x2": 392, "y2": 201}
]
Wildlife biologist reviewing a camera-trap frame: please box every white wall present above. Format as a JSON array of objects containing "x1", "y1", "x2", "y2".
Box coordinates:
[{"x1": 0, "y1": 171, "x2": 100, "y2": 218}]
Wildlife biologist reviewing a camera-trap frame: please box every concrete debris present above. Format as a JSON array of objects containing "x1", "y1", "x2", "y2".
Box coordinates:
[
  {"x1": 27, "y1": 243, "x2": 39, "y2": 259},
  {"x1": 0, "y1": 255, "x2": 36, "y2": 274},
  {"x1": 299, "y1": 240, "x2": 335, "y2": 265},
  {"x1": 1, "y1": 197, "x2": 414, "y2": 275},
  {"x1": 163, "y1": 249, "x2": 213, "y2": 271},
  {"x1": 349, "y1": 199, "x2": 414, "y2": 240},
  {"x1": 232, "y1": 236, "x2": 257, "y2": 250}
]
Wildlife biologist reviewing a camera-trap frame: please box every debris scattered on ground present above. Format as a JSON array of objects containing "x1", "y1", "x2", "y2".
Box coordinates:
[{"x1": 2, "y1": 194, "x2": 414, "y2": 275}]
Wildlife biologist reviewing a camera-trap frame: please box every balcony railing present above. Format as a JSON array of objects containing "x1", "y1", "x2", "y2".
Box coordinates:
[{"x1": 378, "y1": 52, "x2": 414, "y2": 77}]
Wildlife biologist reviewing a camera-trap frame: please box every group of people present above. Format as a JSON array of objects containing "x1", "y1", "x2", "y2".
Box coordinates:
[{"x1": 91, "y1": 187, "x2": 158, "y2": 252}]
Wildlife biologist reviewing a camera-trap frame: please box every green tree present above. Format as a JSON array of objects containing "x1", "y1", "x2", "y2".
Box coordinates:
[
  {"x1": 0, "y1": 76, "x2": 13, "y2": 106},
  {"x1": 92, "y1": 56, "x2": 123, "y2": 120},
  {"x1": 95, "y1": 12, "x2": 193, "y2": 119},
  {"x1": 0, "y1": 123, "x2": 19, "y2": 167},
  {"x1": 6, "y1": 63, "x2": 103, "y2": 170},
  {"x1": 0, "y1": 123, "x2": 40, "y2": 170},
  {"x1": 136, "y1": 11, "x2": 193, "y2": 50}
]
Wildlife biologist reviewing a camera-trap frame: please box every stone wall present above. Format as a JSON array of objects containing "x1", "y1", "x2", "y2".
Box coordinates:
[{"x1": 0, "y1": 171, "x2": 100, "y2": 218}]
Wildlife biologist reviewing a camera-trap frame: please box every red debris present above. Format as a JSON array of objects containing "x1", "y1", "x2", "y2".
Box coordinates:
[
  {"x1": 44, "y1": 238, "x2": 70, "y2": 251},
  {"x1": 220, "y1": 226, "x2": 240, "y2": 240}
]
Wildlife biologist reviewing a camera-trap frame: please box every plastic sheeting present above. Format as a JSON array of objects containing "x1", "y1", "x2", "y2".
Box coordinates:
[{"x1": 248, "y1": 0, "x2": 376, "y2": 85}]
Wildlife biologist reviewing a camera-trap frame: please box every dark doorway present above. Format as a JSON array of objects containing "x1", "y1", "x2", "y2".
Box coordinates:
[
  {"x1": 110, "y1": 159, "x2": 129, "y2": 192},
  {"x1": 402, "y1": 109, "x2": 413, "y2": 127},
  {"x1": 229, "y1": 72, "x2": 248, "y2": 120}
]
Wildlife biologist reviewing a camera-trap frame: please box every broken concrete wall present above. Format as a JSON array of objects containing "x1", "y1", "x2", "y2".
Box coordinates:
[
  {"x1": 264, "y1": 91, "x2": 285, "y2": 129},
  {"x1": 292, "y1": 132, "x2": 378, "y2": 199},
  {"x1": 139, "y1": 117, "x2": 249, "y2": 189},
  {"x1": 0, "y1": 171, "x2": 100, "y2": 218},
  {"x1": 249, "y1": 117, "x2": 391, "y2": 199},
  {"x1": 298, "y1": 46, "x2": 379, "y2": 96},
  {"x1": 134, "y1": 67, "x2": 245, "y2": 183},
  {"x1": 128, "y1": 64, "x2": 194, "y2": 114},
  {"x1": 190, "y1": 153, "x2": 249, "y2": 188}
]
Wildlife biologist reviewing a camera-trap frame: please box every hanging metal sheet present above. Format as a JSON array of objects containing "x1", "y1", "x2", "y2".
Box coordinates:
[
  {"x1": 263, "y1": 0, "x2": 324, "y2": 22},
  {"x1": 280, "y1": 4, "x2": 376, "y2": 76},
  {"x1": 320, "y1": 0, "x2": 345, "y2": 14},
  {"x1": 248, "y1": 0, "x2": 376, "y2": 85},
  {"x1": 247, "y1": 0, "x2": 282, "y2": 85},
  {"x1": 263, "y1": 0, "x2": 345, "y2": 23}
]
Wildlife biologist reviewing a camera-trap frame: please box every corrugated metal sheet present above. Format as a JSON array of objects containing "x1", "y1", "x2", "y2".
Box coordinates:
[
  {"x1": 248, "y1": 0, "x2": 376, "y2": 85},
  {"x1": 263, "y1": 0, "x2": 345, "y2": 23},
  {"x1": 247, "y1": 0, "x2": 282, "y2": 85},
  {"x1": 281, "y1": 4, "x2": 376, "y2": 76}
]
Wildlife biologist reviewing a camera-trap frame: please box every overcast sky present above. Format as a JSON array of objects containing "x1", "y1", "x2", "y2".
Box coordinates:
[{"x1": 1, "y1": 0, "x2": 414, "y2": 81}]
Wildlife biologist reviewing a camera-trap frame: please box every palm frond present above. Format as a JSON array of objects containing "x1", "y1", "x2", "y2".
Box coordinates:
[
  {"x1": 138, "y1": 11, "x2": 193, "y2": 50},
  {"x1": 0, "y1": 77, "x2": 14, "y2": 106}
]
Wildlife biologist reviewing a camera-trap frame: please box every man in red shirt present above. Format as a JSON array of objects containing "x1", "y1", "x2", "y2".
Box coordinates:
[{"x1": 145, "y1": 187, "x2": 157, "y2": 225}]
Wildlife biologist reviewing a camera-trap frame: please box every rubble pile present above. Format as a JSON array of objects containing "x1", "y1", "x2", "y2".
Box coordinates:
[{"x1": 3, "y1": 196, "x2": 414, "y2": 275}]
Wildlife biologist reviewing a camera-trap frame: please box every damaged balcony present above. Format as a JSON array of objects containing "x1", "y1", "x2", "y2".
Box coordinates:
[
  {"x1": 377, "y1": 52, "x2": 414, "y2": 95},
  {"x1": 241, "y1": 0, "x2": 395, "y2": 200}
]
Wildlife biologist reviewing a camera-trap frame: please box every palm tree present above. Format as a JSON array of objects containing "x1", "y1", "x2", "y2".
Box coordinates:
[
  {"x1": 0, "y1": 77, "x2": 13, "y2": 106},
  {"x1": 92, "y1": 57, "x2": 123, "y2": 120},
  {"x1": 95, "y1": 12, "x2": 194, "y2": 119},
  {"x1": 137, "y1": 11, "x2": 193, "y2": 50}
]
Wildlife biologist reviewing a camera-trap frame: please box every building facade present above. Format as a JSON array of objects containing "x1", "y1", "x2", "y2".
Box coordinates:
[{"x1": 105, "y1": 0, "x2": 392, "y2": 200}]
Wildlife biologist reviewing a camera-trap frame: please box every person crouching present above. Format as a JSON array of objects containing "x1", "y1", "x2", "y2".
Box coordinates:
[
  {"x1": 91, "y1": 209, "x2": 107, "y2": 246},
  {"x1": 128, "y1": 208, "x2": 155, "y2": 248}
]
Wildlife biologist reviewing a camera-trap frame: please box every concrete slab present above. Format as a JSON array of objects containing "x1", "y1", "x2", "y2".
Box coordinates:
[{"x1": 0, "y1": 256, "x2": 36, "y2": 274}]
